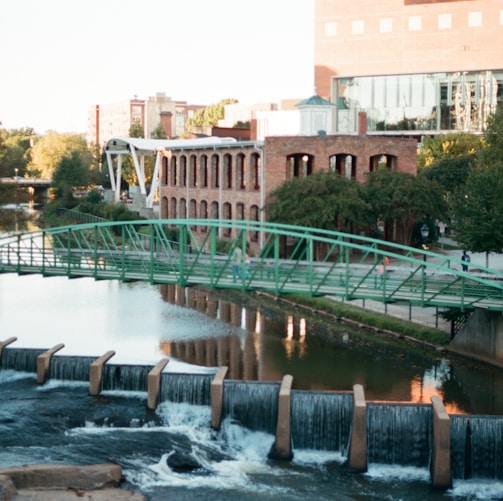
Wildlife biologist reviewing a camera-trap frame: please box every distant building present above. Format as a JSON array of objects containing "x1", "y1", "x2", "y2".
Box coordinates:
[
  {"x1": 314, "y1": 0, "x2": 503, "y2": 135},
  {"x1": 87, "y1": 92, "x2": 205, "y2": 148}
]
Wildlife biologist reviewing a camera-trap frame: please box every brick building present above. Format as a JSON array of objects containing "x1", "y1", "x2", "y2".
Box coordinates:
[{"x1": 158, "y1": 111, "x2": 417, "y2": 252}]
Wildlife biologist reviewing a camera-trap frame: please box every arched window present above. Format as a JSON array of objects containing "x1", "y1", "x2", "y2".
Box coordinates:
[
  {"x1": 222, "y1": 202, "x2": 232, "y2": 236},
  {"x1": 162, "y1": 157, "x2": 168, "y2": 186},
  {"x1": 251, "y1": 153, "x2": 260, "y2": 191},
  {"x1": 237, "y1": 153, "x2": 246, "y2": 190},
  {"x1": 369, "y1": 154, "x2": 396, "y2": 172},
  {"x1": 211, "y1": 154, "x2": 220, "y2": 188},
  {"x1": 189, "y1": 155, "x2": 197, "y2": 187},
  {"x1": 223, "y1": 153, "x2": 232, "y2": 189},
  {"x1": 236, "y1": 202, "x2": 244, "y2": 221},
  {"x1": 250, "y1": 205, "x2": 259, "y2": 242},
  {"x1": 200, "y1": 155, "x2": 208, "y2": 187},
  {"x1": 179, "y1": 198, "x2": 187, "y2": 219},
  {"x1": 180, "y1": 155, "x2": 187, "y2": 187},
  {"x1": 170, "y1": 157, "x2": 177, "y2": 187},
  {"x1": 210, "y1": 201, "x2": 219, "y2": 219},
  {"x1": 287, "y1": 153, "x2": 313, "y2": 179},
  {"x1": 329, "y1": 154, "x2": 356, "y2": 178},
  {"x1": 200, "y1": 200, "x2": 208, "y2": 233},
  {"x1": 161, "y1": 196, "x2": 169, "y2": 218},
  {"x1": 170, "y1": 197, "x2": 177, "y2": 219}
]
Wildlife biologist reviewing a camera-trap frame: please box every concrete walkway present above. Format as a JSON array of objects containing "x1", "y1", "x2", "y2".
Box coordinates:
[{"x1": 343, "y1": 237, "x2": 503, "y2": 333}]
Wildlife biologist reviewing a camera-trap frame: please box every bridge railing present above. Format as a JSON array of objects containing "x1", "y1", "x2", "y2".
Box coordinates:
[{"x1": 1, "y1": 219, "x2": 503, "y2": 311}]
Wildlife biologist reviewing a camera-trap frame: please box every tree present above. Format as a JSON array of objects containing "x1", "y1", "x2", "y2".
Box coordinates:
[
  {"x1": 0, "y1": 127, "x2": 35, "y2": 178},
  {"x1": 29, "y1": 132, "x2": 93, "y2": 179},
  {"x1": 186, "y1": 99, "x2": 238, "y2": 131},
  {"x1": 364, "y1": 168, "x2": 447, "y2": 245},
  {"x1": 52, "y1": 151, "x2": 90, "y2": 202},
  {"x1": 479, "y1": 104, "x2": 503, "y2": 165},
  {"x1": 151, "y1": 123, "x2": 167, "y2": 139},
  {"x1": 450, "y1": 163, "x2": 503, "y2": 265},
  {"x1": 266, "y1": 171, "x2": 370, "y2": 232},
  {"x1": 129, "y1": 121, "x2": 144, "y2": 138},
  {"x1": 422, "y1": 154, "x2": 474, "y2": 195},
  {"x1": 417, "y1": 132, "x2": 484, "y2": 170}
]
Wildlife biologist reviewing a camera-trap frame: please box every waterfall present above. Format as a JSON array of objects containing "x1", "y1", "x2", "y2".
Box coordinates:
[
  {"x1": 49, "y1": 355, "x2": 97, "y2": 381},
  {"x1": 0, "y1": 348, "x2": 45, "y2": 373},
  {"x1": 159, "y1": 373, "x2": 213, "y2": 406},
  {"x1": 450, "y1": 415, "x2": 469, "y2": 479},
  {"x1": 290, "y1": 390, "x2": 353, "y2": 452},
  {"x1": 222, "y1": 380, "x2": 280, "y2": 434},
  {"x1": 101, "y1": 364, "x2": 153, "y2": 392},
  {"x1": 367, "y1": 403, "x2": 432, "y2": 467}
]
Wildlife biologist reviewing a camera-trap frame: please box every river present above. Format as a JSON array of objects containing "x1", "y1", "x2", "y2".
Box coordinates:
[{"x1": 0, "y1": 207, "x2": 502, "y2": 500}]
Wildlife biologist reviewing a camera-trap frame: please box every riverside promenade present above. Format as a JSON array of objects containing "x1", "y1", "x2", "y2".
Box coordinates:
[{"x1": 334, "y1": 237, "x2": 503, "y2": 333}]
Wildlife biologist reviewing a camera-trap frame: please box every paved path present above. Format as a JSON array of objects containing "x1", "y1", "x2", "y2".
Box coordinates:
[{"x1": 342, "y1": 237, "x2": 503, "y2": 333}]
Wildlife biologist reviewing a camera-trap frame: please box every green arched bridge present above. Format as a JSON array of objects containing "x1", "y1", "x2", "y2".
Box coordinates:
[{"x1": 1, "y1": 219, "x2": 503, "y2": 313}]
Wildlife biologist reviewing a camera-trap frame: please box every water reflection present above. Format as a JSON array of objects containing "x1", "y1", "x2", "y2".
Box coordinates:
[{"x1": 158, "y1": 285, "x2": 503, "y2": 415}]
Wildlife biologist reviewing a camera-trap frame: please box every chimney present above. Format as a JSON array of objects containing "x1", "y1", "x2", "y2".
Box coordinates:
[{"x1": 358, "y1": 111, "x2": 367, "y2": 136}]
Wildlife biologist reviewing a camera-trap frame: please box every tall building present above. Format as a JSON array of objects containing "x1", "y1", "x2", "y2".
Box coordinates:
[
  {"x1": 87, "y1": 92, "x2": 205, "y2": 148},
  {"x1": 315, "y1": 0, "x2": 503, "y2": 135}
]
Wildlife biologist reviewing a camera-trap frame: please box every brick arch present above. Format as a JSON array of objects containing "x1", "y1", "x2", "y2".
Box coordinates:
[
  {"x1": 287, "y1": 153, "x2": 313, "y2": 179},
  {"x1": 189, "y1": 155, "x2": 197, "y2": 187},
  {"x1": 161, "y1": 196, "x2": 169, "y2": 218},
  {"x1": 170, "y1": 197, "x2": 177, "y2": 219},
  {"x1": 369, "y1": 154, "x2": 398, "y2": 172},
  {"x1": 329, "y1": 153, "x2": 356, "y2": 179},
  {"x1": 199, "y1": 154, "x2": 208, "y2": 187},
  {"x1": 179, "y1": 197, "x2": 187, "y2": 218},
  {"x1": 223, "y1": 153, "x2": 233, "y2": 189}
]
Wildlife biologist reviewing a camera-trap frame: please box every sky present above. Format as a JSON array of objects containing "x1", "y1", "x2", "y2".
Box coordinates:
[{"x1": 0, "y1": 0, "x2": 314, "y2": 135}]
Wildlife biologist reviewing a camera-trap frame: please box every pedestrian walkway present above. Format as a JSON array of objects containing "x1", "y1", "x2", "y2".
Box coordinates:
[{"x1": 343, "y1": 236, "x2": 503, "y2": 333}]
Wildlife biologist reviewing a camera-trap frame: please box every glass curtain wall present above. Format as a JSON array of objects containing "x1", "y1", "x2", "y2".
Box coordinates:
[{"x1": 334, "y1": 70, "x2": 503, "y2": 134}]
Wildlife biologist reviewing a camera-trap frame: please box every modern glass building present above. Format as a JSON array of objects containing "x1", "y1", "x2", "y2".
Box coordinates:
[
  {"x1": 315, "y1": 0, "x2": 503, "y2": 135},
  {"x1": 335, "y1": 70, "x2": 503, "y2": 134}
]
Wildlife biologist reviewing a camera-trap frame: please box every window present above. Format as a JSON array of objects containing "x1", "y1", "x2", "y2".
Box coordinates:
[
  {"x1": 325, "y1": 22, "x2": 337, "y2": 37},
  {"x1": 380, "y1": 18, "x2": 393, "y2": 33},
  {"x1": 438, "y1": 13, "x2": 451, "y2": 30},
  {"x1": 352, "y1": 20, "x2": 364, "y2": 35},
  {"x1": 468, "y1": 11, "x2": 482, "y2": 27},
  {"x1": 408, "y1": 16, "x2": 422, "y2": 31}
]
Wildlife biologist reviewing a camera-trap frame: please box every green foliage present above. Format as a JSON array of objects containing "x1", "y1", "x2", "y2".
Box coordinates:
[
  {"x1": 29, "y1": 132, "x2": 93, "y2": 179},
  {"x1": 186, "y1": 99, "x2": 238, "y2": 131},
  {"x1": 53, "y1": 151, "x2": 89, "y2": 192},
  {"x1": 450, "y1": 163, "x2": 503, "y2": 253},
  {"x1": 364, "y1": 168, "x2": 448, "y2": 244},
  {"x1": 266, "y1": 171, "x2": 370, "y2": 231},
  {"x1": 479, "y1": 104, "x2": 503, "y2": 165},
  {"x1": 417, "y1": 132, "x2": 484, "y2": 170},
  {"x1": 129, "y1": 121, "x2": 144, "y2": 138},
  {"x1": 151, "y1": 123, "x2": 167, "y2": 139},
  {"x1": 0, "y1": 127, "x2": 36, "y2": 177},
  {"x1": 422, "y1": 154, "x2": 474, "y2": 195}
]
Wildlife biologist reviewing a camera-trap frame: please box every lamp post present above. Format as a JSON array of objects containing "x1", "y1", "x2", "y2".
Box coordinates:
[{"x1": 420, "y1": 224, "x2": 429, "y2": 262}]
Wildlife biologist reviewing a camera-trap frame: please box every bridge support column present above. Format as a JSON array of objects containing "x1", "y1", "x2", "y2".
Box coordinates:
[
  {"x1": 37, "y1": 343, "x2": 65, "y2": 384},
  {"x1": 450, "y1": 308, "x2": 503, "y2": 364},
  {"x1": 210, "y1": 366, "x2": 228, "y2": 431},
  {"x1": 89, "y1": 351, "x2": 115, "y2": 396},
  {"x1": 147, "y1": 358, "x2": 169, "y2": 410},
  {"x1": 347, "y1": 384, "x2": 368, "y2": 472},
  {"x1": 0, "y1": 337, "x2": 17, "y2": 366},
  {"x1": 430, "y1": 396, "x2": 451, "y2": 489},
  {"x1": 268, "y1": 374, "x2": 293, "y2": 460}
]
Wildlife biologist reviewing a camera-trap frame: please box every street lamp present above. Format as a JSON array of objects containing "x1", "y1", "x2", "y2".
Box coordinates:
[{"x1": 420, "y1": 224, "x2": 429, "y2": 262}]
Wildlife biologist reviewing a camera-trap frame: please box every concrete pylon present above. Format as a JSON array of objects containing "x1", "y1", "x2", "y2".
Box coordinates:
[
  {"x1": 430, "y1": 396, "x2": 452, "y2": 489},
  {"x1": 268, "y1": 374, "x2": 293, "y2": 460},
  {"x1": 89, "y1": 351, "x2": 115, "y2": 396},
  {"x1": 147, "y1": 358, "x2": 169, "y2": 410},
  {"x1": 36, "y1": 343, "x2": 65, "y2": 384},
  {"x1": 210, "y1": 366, "x2": 228, "y2": 430},
  {"x1": 347, "y1": 384, "x2": 368, "y2": 472},
  {"x1": 0, "y1": 337, "x2": 17, "y2": 366}
]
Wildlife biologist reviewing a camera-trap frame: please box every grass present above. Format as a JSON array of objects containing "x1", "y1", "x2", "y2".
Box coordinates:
[{"x1": 271, "y1": 293, "x2": 451, "y2": 347}]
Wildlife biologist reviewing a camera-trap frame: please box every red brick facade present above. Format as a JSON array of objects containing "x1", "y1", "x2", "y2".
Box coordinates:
[{"x1": 159, "y1": 133, "x2": 417, "y2": 251}]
